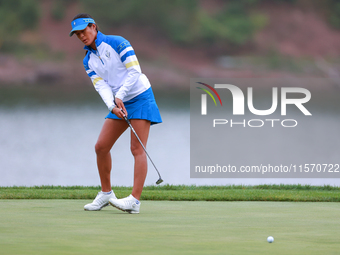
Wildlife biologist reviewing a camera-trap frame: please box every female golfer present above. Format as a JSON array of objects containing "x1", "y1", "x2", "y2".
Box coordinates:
[{"x1": 69, "y1": 14, "x2": 162, "y2": 214}]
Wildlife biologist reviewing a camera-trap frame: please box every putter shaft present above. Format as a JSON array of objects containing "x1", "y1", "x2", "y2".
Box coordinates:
[
  {"x1": 113, "y1": 102, "x2": 163, "y2": 185},
  {"x1": 123, "y1": 116, "x2": 163, "y2": 184}
]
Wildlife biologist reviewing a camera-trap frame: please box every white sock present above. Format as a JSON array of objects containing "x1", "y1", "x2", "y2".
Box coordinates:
[
  {"x1": 102, "y1": 190, "x2": 112, "y2": 195},
  {"x1": 130, "y1": 194, "x2": 139, "y2": 202}
]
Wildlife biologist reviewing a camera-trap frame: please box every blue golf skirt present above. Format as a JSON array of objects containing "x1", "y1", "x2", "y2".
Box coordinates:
[{"x1": 105, "y1": 87, "x2": 162, "y2": 125}]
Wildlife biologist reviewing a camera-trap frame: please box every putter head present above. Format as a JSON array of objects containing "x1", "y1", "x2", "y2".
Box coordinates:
[{"x1": 156, "y1": 178, "x2": 163, "y2": 185}]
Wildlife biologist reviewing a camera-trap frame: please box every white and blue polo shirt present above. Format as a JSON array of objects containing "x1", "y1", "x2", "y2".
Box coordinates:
[{"x1": 83, "y1": 31, "x2": 151, "y2": 111}]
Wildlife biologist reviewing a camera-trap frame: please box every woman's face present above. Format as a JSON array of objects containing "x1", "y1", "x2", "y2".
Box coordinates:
[{"x1": 74, "y1": 24, "x2": 97, "y2": 49}]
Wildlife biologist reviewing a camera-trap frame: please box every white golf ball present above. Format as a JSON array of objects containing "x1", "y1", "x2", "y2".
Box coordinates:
[{"x1": 267, "y1": 236, "x2": 274, "y2": 243}]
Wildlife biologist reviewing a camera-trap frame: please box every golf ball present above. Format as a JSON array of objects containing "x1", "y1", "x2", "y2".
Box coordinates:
[{"x1": 267, "y1": 236, "x2": 274, "y2": 243}]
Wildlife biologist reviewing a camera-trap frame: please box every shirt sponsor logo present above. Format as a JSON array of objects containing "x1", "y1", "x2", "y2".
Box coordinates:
[{"x1": 105, "y1": 50, "x2": 110, "y2": 59}]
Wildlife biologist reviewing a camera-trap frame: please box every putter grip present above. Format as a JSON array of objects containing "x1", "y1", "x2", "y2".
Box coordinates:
[
  {"x1": 118, "y1": 108, "x2": 129, "y2": 124},
  {"x1": 123, "y1": 115, "x2": 130, "y2": 124}
]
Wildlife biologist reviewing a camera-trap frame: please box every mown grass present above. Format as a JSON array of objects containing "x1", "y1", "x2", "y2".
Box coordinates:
[
  {"x1": 1, "y1": 184, "x2": 339, "y2": 202},
  {"x1": 2, "y1": 200, "x2": 340, "y2": 255}
]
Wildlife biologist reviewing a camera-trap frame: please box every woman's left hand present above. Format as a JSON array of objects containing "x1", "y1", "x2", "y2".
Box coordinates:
[{"x1": 113, "y1": 98, "x2": 128, "y2": 119}]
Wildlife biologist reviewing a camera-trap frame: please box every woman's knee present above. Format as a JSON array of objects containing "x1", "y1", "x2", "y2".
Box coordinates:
[
  {"x1": 95, "y1": 141, "x2": 110, "y2": 155},
  {"x1": 130, "y1": 143, "x2": 145, "y2": 157}
]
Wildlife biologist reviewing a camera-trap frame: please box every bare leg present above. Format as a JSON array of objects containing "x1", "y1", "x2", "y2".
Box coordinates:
[
  {"x1": 130, "y1": 119, "x2": 151, "y2": 200},
  {"x1": 95, "y1": 119, "x2": 128, "y2": 192}
]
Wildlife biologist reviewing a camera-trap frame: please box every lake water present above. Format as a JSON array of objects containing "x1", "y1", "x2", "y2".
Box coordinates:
[{"x1": 0, "y1": 88, "x2": 339, "y2": 187}]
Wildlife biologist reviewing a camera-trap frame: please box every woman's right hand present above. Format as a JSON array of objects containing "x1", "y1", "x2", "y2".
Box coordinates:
[{"x1": 112, "y1": 98, "x2": 127, "y2": 119}]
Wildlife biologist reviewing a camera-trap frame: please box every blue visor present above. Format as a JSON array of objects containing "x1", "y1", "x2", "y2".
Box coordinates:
[{"x1": 69, "y1": 18, "x2": 95, "y2": 37}]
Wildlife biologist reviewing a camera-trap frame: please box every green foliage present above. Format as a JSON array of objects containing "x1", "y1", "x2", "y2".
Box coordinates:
[
  {"x1": 0, "y1": 0, "x2": 39, "y2": 48},
  {"x1": 80, "y1": 0, "x2": 268, "y2": 48},
  {"x1": 51, "y1": 0, "x2": 68, "y2": 21},
  {"x1": 327, "y1": 0, "x2": 340, "y2": 29},
  {"x1": 197, "y1": 2, "x2": 268, "y2": 46},
  {"x1": 1, "y1": 185, "x2": 339, "y2": 201},
  {"x1": 263, "y1": 0, "x2": 297, "y2": 2}
]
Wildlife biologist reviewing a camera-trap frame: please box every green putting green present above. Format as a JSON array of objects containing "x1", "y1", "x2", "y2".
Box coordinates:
[{"x1": 0, "y1": 200, "x2": 339, "y2": 254}]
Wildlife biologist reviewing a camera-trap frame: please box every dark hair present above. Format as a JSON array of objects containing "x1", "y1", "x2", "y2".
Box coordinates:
[{"x1": 72, "y1": 13, "x2": 99, "y2": 32}]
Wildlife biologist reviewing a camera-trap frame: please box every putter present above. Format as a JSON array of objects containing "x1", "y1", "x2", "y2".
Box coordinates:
[{"x1": 114, "y1": 101, "x2": 163, "y2": 185}]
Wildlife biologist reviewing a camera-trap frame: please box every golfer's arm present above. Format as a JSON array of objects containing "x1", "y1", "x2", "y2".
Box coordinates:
[
  {"x1": 88, "y1": 70, "x2": 115, "y2": 111},
  {"x1": 115, "y1": 67, "x2": 141, "y2": 101},
  {"x1": 94, "y1": 78, "x2": 115, "y2": 112},
  {"x1": 115, "y1": 45, "x2": 141, "y2": 101}
]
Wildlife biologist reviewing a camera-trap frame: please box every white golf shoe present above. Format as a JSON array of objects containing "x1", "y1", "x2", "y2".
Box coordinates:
[
  {"x1": 109, "y1": 194, "x2": 140, "y2": 214},
  {"x1": 84, "y1": 191, "x2": 117, "y2": 211}
]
